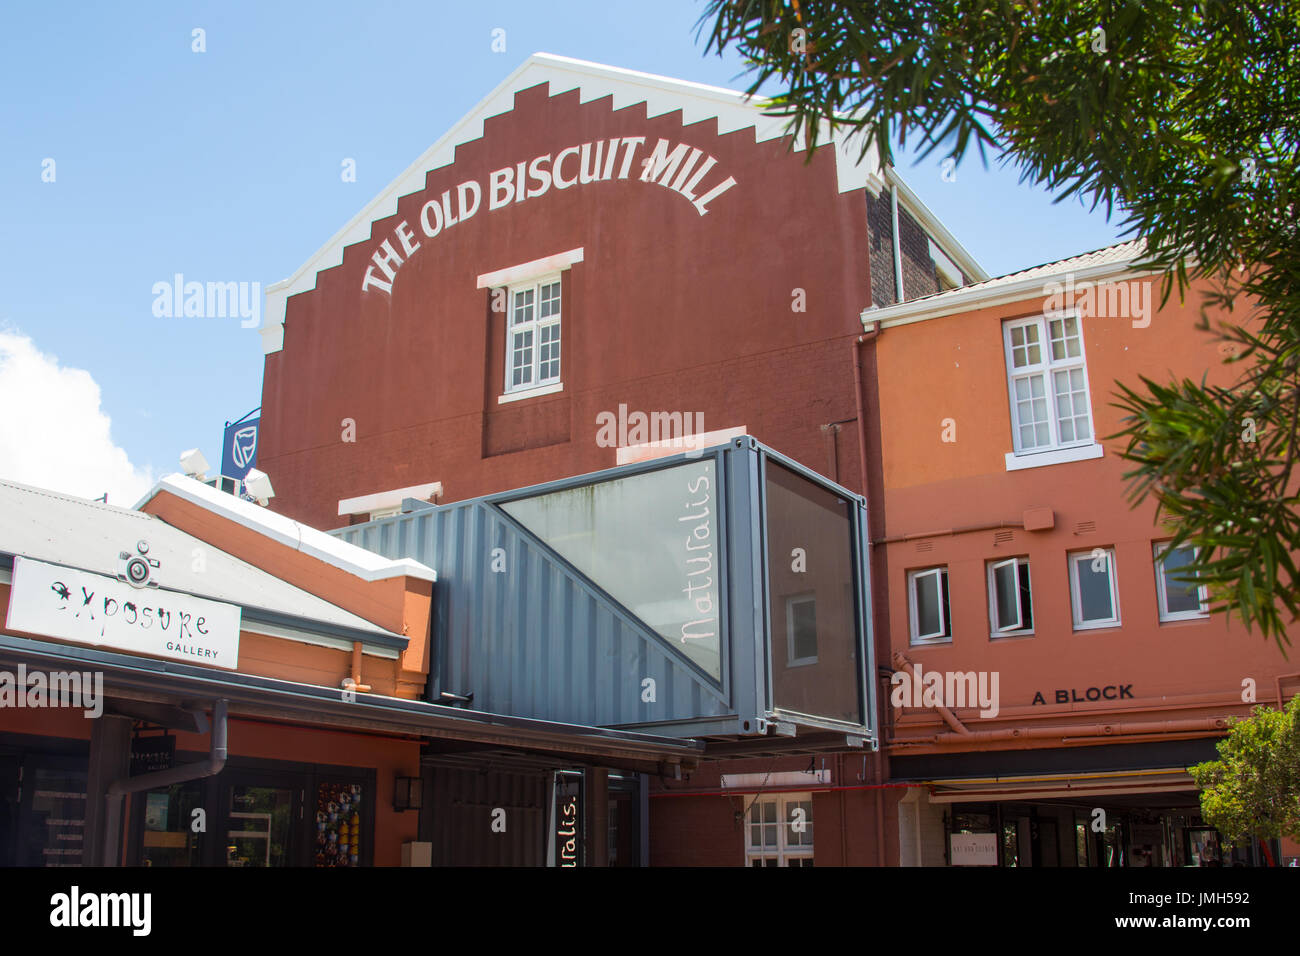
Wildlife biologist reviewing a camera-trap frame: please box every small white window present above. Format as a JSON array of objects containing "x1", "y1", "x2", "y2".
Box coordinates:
[
  {"x1": 988, "y1": 557, "x2": 1033, "y2": 636},
  {"x1": 1069, "y1": 548, "x2": 1121, "y2": 629},
  {"x1": 908, "y1": 567, "x2": 951, "y2": 644},
  {"x1": 505, "y1": 275, "x2": 562, "y2": 394},
  {"x1": 785, "y1": 594, "x2": 818, "y2": 665},
  {"x1": 745, "y1": 794, "x2": 814, "y2": 866},
  {"x1": 1154, "y1": 543, "x2": 1209, "y2": 622},
  {"x1": 1004, "y1": 313, "x2": 1095, "y2": 457}
]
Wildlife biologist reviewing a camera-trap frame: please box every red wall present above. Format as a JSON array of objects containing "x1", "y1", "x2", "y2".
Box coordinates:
[{"x1": 261, "y1": 81, "x2": 872, "y2": 529}]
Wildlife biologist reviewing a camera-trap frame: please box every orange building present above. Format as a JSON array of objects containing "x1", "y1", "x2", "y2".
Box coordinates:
[{"x1": 869, "y1": 242, "x2": 1300, "y2": 866}]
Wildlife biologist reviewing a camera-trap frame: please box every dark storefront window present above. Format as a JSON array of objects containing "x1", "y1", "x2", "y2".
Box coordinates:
[
  {"x1": 764, "y1": 461, "x2": 861, "y2": 724},
  {"x1": 21, "y1": 763, "x2": 87, "y2": 867},
  {"x1": 141, "y1": 781, "x2": 203, "y2": 867},
  {"x1": 502, "y1": 458, "x2": 723, "y2": 680}
]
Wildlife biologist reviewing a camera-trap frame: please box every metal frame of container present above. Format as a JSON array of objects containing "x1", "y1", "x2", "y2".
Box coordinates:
[{"x1": 332, "y1": 435, "x2": 877, "y2": 750}]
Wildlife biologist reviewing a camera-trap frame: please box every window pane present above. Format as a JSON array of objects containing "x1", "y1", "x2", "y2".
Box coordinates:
[
  {"x1": 1161, "y1": 547, "x2": 1203, "y2": 614},
  {"x1": 501, "y1": 459, "x2": 723, "y2": 679},
  {"x1": 512, "y1": 288, "x2": 534, "y2": 325},
  {"x1": 539, "y1": 281, "x2": 561, "y2": 318},
  {"x1": 790, "y1": 598, "x2": 817, "y2": 660},
  {"x1": 1074, "y1": 555, "x2": 1115, "y2": 622},
  {"x1": 1018, "y1": 562, "x2": 1034, "y2": 630},
  {"x1": 915, "y1": 572, "x2": 941, "y2": 636},
  {"x1": 993, "y1": 562, "x2": 1020, "y2": 630}
]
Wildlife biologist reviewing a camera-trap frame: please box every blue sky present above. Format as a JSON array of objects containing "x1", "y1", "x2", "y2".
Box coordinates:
[{"x1": 0, "y1": 1, "x2": 1127, "y2": 507}]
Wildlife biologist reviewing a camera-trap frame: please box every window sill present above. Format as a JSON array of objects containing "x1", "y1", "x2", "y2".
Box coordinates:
[
  {"x1": 1072, "y1": 621, "x2": 1122, "y2": 632},
  {"x1": 1005, "y1": 443, "x2": 1103, "y2": 472},
  {"x1": 498, "y1": 381, "x2": 564, "y2": 405},
  {"x1": 909, "y1": 636, "x2": 953, "y2": 647},
  {"x1": 1158, "y1": 612, "x2": 1210, "y2": 625}
]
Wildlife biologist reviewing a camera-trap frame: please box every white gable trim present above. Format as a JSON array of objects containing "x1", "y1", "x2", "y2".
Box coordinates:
[
  {"x1": 136, "y1": 474, "x2": 437, "y2": 583},
  {"x1": 259, "y1": 53, "x2": 893, "y2": 354}
]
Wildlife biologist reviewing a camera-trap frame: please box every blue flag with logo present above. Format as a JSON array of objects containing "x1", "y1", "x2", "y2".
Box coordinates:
[{"x1": 222, "y1": 416, "x2": 259, "y2": 480}]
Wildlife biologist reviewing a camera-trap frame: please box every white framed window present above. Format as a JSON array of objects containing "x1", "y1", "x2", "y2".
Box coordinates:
[
  {"x1": 785, "y1": 594, "x2": 818, "y2": 665},
  {"x1": 505, "y1": 275, "x2": 562, "y2": 394},
  {"x1": 1068, "y1": 548, "x2": 1121, "y2": 629},
  {"x1": 1154, "y1": 543, "x2": 1209, "y2": 622},
  {"x1": 908, "y1": 567, "x2": 951, "y2": 644},
  {"x1": 1003, "y1": 312, "x2": 1095, "y2": 457},
  {"x1": 745, "y1": 793, "x2": 814, "y2": 866},
  {"x1": 988, "y1": 557, "x2": 1033, "y2": 636}
]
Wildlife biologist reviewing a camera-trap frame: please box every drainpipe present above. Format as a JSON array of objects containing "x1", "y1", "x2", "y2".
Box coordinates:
[
  {"x1": 851, "y1": 321, "x2": 889, "y2": 865},
  {"x1": 102, "y1": 699, "x2": 228, "y2": 867},
  {"x1": 892, "y1": 652, "x2": 973, "y2": 738},
  {"x1": 891, "y1": 185, "x2": 905, "y2": 304},
  {"x1": 347, "y1": 642, "x2": 372, "y2": 694}
]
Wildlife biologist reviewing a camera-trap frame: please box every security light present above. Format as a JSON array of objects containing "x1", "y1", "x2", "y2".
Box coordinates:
[
  {"x1": 243, "y1": 468, "x2": 275, "y2": 505},
  {"x1": 179, "y1": 448, "x2": 210, "y2": 480}
]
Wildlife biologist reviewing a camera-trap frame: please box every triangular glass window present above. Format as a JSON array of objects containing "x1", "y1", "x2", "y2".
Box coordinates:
[{"x1": 499, "y1": 458, "x2": 722, "y2": 680}]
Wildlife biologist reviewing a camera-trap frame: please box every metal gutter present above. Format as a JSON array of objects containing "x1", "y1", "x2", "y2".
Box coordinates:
[{"x1": 0, "y1": 634, "x2": 703, "y2": 766}]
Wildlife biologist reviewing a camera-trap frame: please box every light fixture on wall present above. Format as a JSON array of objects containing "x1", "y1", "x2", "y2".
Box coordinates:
[{"x1": 394, "y1": 776, "x2": 423, "y2": 812}]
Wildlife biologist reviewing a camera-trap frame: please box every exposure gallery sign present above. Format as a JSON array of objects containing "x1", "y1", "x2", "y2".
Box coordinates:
[
  {"x1": 5, "y1": 556, "x2": 241, "y2": 670},
  {"x1": 360, "y1": 135, "x2": 738, "y2": 296}
]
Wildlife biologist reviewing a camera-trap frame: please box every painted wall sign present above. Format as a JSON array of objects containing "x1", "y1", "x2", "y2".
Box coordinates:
[
  {"x1": 553, "y1": 773, "x2": 583, "y2": 867},
  {"x1": 221, "y1": 415, "x2": 259, "y2": 481},
  {"x1": 5, "y1": 556, "x2": 241, "y2": 670},
  {"x1": 1031, "y1": 685, "x2": 1134, "y2": 705},
  {"x1": 950, "y1": 832, "x2": 998, "y2": 866},
  {"x1": 360, "y1": 135, "x2": 738, "y2": 296}
]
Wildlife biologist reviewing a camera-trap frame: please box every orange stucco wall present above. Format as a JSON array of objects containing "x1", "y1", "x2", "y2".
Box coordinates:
[{"x1": 874, "y1": 276, "x2": 1298, "y2": 756}]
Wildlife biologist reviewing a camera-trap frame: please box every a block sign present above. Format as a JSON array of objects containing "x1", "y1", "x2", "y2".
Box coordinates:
[
  {"x1": 5, "y1": 556, "x2": 241, "y2": 670},
  {"x1": 950, "y1": 832, "x2": 998, "y2": 866}
]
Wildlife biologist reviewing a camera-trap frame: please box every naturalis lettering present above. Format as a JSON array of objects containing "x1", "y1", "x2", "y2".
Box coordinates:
[
  {"x1": 360, "y1": 135, "x2": 737, "y2": 295},
  {"x1": 890, "y1": 664, "x2": 1000, "y2": 718},
  {"x1": 678, "y1": 472, "x2": 717, "y2": 646}
]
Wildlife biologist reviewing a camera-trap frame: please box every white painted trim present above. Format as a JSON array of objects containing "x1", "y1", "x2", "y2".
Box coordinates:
[
  {"x1": 260, "y1": 52, "x2": 892, "y2": 354},
  {"x1": 929, "y1": 239, "x2": 962, "y2": 289},
  {"x1": 243, "y1": 620, "x2": 402, "y2": 659},
  {"x1": 497, "y1": 381, "x2": 564, "y2": 404},
  {"x1": 338, "y1": 482, "x2": 443, "y2": 517},
  {"x1": 477, "y1": 248, "x2": 584, "y2": 289},
  {"x1": 721, "y1": 770, "x2": 831, "y2": 789},
  {"x1": 136, "y1": 474, "x2": 436, "y2": 583},
  {"x1": 615, "y1": 425, "x2": 747, "y2": 465},
  {"x1": 1004, "y1": 443, "x2": 1104, "y2": 472},
  {"x1": 864, "y1": 256, "x2": 1157, "y2": 330},
  {"x1": 885, "y1": 166, "x2": 989, "y2": 282}
]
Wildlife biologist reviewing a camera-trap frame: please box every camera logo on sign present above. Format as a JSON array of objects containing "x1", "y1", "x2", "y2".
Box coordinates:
[
  {"x1": 230, "y1": 425, "x2": 257, "y2": 471},
  {"x1": 118, "y1": 540, "x2": 160, "y2": 589}
]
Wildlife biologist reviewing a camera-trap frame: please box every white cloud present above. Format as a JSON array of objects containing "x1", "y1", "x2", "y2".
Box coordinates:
[{"x1": 0, "y1": 329, "x2": 154, "y2": 506}]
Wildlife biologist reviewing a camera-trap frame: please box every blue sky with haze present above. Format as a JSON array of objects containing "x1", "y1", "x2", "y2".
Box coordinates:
[{"x1": 0, "y1": 1, "x2": 1127, "y2": 508}]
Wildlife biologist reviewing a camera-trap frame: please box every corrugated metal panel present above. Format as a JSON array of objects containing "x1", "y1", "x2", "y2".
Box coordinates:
[{"x1": 337, "y1": 500, "x2": 730, "y2": 728}]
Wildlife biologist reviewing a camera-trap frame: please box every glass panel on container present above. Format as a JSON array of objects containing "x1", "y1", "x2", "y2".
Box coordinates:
[
  {"x1": 765, "y1": 461, "x2": 861, "y2": 724},
  {"x1": 501, "y1": 458, "x2": 722, "y2": 680}
]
